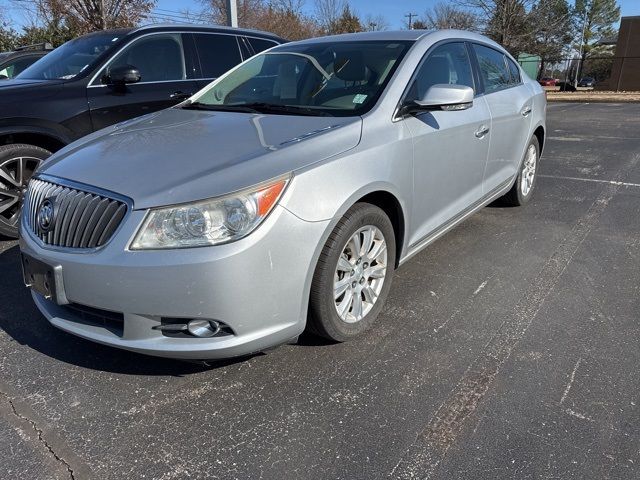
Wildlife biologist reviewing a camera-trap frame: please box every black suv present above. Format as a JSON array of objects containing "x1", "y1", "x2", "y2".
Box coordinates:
[
  {"x1": 0, "y1": 43, "x2": 53, "y2": 80},
  {"x1": 0, "y1": 24, "x2": 284, "y2": 237}
]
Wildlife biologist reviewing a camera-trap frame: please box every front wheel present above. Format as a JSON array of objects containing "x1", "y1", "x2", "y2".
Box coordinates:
[
  {"x1": 500, "y1": 136, "x2": 540, "y2": 206},
  {"x1": 0, "y1": 144, "x2": 51, "y2": 238},
  {"x1": 308, "y1": 203, "x2": 396, "y2": 342}
]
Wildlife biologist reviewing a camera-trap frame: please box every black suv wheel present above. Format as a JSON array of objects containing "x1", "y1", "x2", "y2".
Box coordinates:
[{"x1": 0, "y1": 144, "x2": 50, "y2": 238}]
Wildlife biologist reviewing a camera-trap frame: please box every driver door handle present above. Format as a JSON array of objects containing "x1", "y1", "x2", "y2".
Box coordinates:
[
  {"x1": 521, "y1": 105, "x2": 532, "y2": 117},
  {"x1": 170, "y1": 91, "x2": 193, "y2": 100},
  {"x1": 475, "y1": 125, "x2": 490, "y2": 138}
]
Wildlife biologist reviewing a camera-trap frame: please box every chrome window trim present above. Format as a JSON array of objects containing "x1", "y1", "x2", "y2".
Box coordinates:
[{"x1": 86, "y1": 30, "x2": 275, "y2": 88}]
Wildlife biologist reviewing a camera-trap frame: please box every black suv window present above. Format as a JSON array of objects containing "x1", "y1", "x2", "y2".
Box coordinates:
[
  {"x1": 248, "y1": 37, "x2": 278, "y2": 54},
  {"x1": 407, "y1": 42, "x2": 474, "y2": 101},
  {"x1": 472, "y1": 44, "x2": 511, "y2": 93},
  {"x1": 108, "y1": 33, "x2": 186, "y2": 83},
  {"x1": 193, "y1": 33, "x2": 242, "y2": 79},
  {"x1": 506, "y1": 57, "x2": 521, "y2": 84}
]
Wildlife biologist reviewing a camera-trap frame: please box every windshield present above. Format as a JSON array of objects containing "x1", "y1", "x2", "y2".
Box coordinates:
[
  {"x1": 190, "y1": 40, "x2": 412, "y2": 117},
  {"x1": 17, "y1": 32, "x2": 124, "y2": 80}
]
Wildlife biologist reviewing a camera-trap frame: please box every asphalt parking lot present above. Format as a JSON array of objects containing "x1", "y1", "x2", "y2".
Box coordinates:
[{"x1": 1, "y1": 102, "x2": 639, "y2": 480}]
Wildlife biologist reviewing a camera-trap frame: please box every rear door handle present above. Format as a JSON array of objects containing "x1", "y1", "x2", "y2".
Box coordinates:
[
  {"x1": 475, "y1": 125, "x2": 490, "y2": 138},
  {"x1": 521, "y1": 106, "x2": 532, "y2": 117},
  {"x1": 170, "y1": 91, "x2": 193, "y2": 100}
]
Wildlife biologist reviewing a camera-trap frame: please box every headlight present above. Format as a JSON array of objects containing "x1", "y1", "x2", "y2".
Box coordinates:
[{"x1": 130, "y1": 176, "x2": 290, "y2": 249}]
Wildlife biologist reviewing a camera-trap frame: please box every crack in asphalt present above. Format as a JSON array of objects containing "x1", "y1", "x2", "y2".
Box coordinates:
[
  {"x1": 0, "y1": 391, "x2": 75, "y2": 480},
  {"x1": 389, "y1": 153, "x2": 640, "y2": 480}
]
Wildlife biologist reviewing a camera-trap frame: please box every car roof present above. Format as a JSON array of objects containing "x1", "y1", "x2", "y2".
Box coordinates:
[
  {"x1": 291, "y1": 29, "x2": 431, "y2": 44},
  {"x1": 283, "y1": 29, "x2": 510, "y2": 52},
  {"x1": 130, "y1": 23, "x2": 285, "y2": 42}
]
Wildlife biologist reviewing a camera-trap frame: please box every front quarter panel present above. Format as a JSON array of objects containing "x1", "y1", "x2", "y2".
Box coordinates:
[{"x1": 283, "y1": 118, "x2": 414, "y2": 255}]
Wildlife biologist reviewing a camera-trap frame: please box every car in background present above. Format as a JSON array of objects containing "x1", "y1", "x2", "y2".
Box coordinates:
[
  {"x1": 19, "y1": 30, "x2": 546, "y2": 360},
  {"x1": 538, "y1": 77, "x2": 556, "y2": 86},
  {"x1": 578, "y1": 76, "x2": 595, "y2": 87},
  {"x1": 0, "y1": 43, "x2": 53, "y2": 80},
  {"x1": 0, "y1": 24, "x2": 284, "y2": 238}
]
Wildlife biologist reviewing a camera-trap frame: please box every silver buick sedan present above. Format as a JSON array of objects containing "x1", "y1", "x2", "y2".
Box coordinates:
[{"x1": 19, "y1": 30, "x2": 545, "y2": 360}]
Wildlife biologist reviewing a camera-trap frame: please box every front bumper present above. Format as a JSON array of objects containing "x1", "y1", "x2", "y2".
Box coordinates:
[{"x1": 20, "y1": 205, "x2": 329, "y2": 360}]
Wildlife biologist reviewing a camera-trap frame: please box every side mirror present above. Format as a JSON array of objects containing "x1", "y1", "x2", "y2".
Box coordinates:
[
  {"x1": 402, "y1": 84, "x2": 474, "y2": 115},
  {"x1": 105, "y1": 65, "x2": 141, "y2": 86}
]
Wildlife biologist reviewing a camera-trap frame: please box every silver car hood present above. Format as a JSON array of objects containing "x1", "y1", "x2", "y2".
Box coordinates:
[{"x1": 40, "y1": 108, "x2": 362, "y2": 209}]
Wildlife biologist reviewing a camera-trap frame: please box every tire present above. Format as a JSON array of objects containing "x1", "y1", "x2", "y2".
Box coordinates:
[
  {"x1": 0, "y1": 144, "x2": 51, "y2": 238},
  {"x1": 500, "y1": 136, "x2": 540, "y2": 207},
  {"x1": 308, "y1": 203, "x2": 396, "y2": 342}
]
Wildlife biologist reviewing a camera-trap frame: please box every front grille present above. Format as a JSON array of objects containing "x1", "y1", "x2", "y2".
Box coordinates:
[{"x1": 25, "y1": 178, "x2": 127, "y2": 249}]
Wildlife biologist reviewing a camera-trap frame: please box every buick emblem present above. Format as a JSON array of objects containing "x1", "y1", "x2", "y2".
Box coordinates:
[{"x1": 37, "y1": 199, "x2": 55, "y2": 233}]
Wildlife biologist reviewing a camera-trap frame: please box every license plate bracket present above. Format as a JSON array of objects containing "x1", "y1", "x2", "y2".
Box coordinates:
[{"x1": 21, "y1": 253, "x2": 68, "y2": 305}]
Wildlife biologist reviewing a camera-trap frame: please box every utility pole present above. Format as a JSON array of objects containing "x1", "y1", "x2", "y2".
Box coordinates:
[
  {"x1": 575, "y1": 8, "x2": 588, "y2": 88},
  {"x1": 405, "y1": 13, "x2": 417, "y2": 30},
  {"x1": 225, "y1": 0, "x2": 238, "y2": 28},
  {"x1": 100, "y1": 0, "x2": 106, "y2": 29}
]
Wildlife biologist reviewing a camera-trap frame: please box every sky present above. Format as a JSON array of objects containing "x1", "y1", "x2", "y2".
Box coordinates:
[
  {"x1": 2, "y1": 0, "x2": 640, "y2": 31},
  {"x1": 156, "y1": 0, "x2": 640, "y2": 29}
]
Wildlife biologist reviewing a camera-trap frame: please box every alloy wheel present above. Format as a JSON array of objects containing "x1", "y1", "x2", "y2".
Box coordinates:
[
  {"x1": 520, "y1": 144, "x2": 537, "y2": 197},
  {"x1": 333, "y1": 225, "x2": 388, "y2": 323},
  {"x1": 0, "y1": 156, "x2": 41, "y2": 231}
]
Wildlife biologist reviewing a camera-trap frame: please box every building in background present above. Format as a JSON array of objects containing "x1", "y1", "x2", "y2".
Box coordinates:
[
  {"x1": 518, "y1": 53, "x2": 541, "y2": 80},
  {"x1": 607, "y1": 16, "x2": 640, "y2": 91}
]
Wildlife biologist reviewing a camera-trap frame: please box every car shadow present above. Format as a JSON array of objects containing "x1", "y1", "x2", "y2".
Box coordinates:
[{"x1": 0, "y1": 244, "x2": 259, "y2": 375}]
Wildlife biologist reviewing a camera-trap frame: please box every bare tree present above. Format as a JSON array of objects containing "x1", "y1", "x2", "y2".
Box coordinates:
[
  {"x1": 363, "y1": 14, "x2": 389, "y2": 31},
  {"x1": 271, "y1": 0, "x2": 306, "y2": 14},
  {"x1": 423, "y1": 2, "x2": 479, "y2": 31},
  {"x1": 44, "y1": 0, "x2": 156, "y2": 32},
  {"x1": 200, "y1": 0, "x2": 320, "y2": 40},
  {"x1": 199, "y1": 0, "x2": 266, "y2": 27},
  {"x1": 457, "y1": 0, "x2": 535, "y2": 55},
  {"x1": 314, "y1": 0, "x2": 344, "y2": 33}
]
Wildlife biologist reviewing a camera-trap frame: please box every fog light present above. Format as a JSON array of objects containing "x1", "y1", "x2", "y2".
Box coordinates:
[{"x1": 187, "y1": 319, "x2": 221, "y2": 338}]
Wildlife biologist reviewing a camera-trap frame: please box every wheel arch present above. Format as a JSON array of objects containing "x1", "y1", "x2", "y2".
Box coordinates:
[
  {"x1": 356, "y1": 190, "x2": 406, "y2": 268},
  {"x1": 308, "y1": 185, "x2": 408, "y2": 270},
  {"x1": 532, "y1": 124, "x2": 545, "y2": 155},
  {"x1": 0, "y1": 128, "x2": 68, "y2": 153}
]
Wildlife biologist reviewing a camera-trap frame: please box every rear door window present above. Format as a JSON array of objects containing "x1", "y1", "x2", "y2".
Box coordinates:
[
  {"x1": 506, "y1": 57, "x2": 521, "y2": 84},
  {"x1": 248, "y1": 37, "x2": 279, "y2": 54},
  {"x1": 472, "y1": 44, "x2": 511, "y2": 93},
  {"x1": 193, "y1": 34, "x2": 242, "y2": 79}
]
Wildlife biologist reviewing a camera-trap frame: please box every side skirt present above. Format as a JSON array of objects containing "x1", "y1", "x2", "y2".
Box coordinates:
[{"x1": 399, "y1": 177, "x2": 514, "y2": 266}]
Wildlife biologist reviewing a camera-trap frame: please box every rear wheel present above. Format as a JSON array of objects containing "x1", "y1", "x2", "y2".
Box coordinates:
[
  {"x1": 500, "y1": 136, "x2": 539, "y2": 206},
  {"x1": 0, "y1": 144, "x2": 50, "y2": 238},
  {"x1": 308, "y1": 203, "x2": 396, "y2": 342}
]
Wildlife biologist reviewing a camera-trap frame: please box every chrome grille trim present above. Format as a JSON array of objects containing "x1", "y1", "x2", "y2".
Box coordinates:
[{"x1": 24, "y1": 177, "x2": 129, "y2": 249}]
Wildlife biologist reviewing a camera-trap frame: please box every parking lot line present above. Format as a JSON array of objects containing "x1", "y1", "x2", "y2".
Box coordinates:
[
  {"x1": 389, "y1": 153, "x2": 639, "y2": 480},
  {"x1": 539, "y1": 174, "x2": 640, "y2": 188}
]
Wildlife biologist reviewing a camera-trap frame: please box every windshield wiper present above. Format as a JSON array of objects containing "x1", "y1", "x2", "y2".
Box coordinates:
[
  {"x1": 182, "y1": 101, "x2": 333, "y2": 117},
  {"x1": 241, "y1": 103, "x2": 334, "y2": 117},
  {"x1": 181, "y1": 101, "x2": 261, "y2": 113}
]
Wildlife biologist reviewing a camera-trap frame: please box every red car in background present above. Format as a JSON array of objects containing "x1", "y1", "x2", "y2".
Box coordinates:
[{"x1": 538, "y1": 77, "x2": 557, "y2": 86}]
